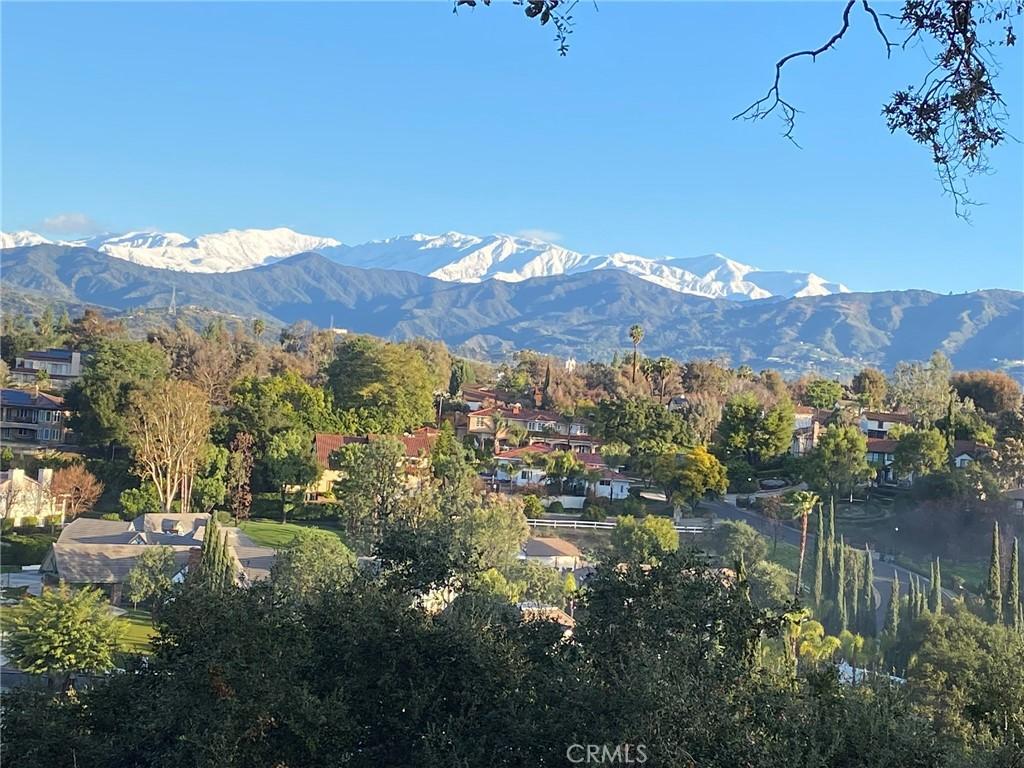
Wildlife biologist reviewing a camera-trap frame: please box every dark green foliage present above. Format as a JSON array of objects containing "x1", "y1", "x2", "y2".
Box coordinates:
[
  {"x1": 861, "y1": 549, "x2": 876, "y2": 637},
  {"x1": 987, "y1": 521, "x2": 1003, "y2": 624},
  {"x1": 929, "y1": 558, "x2": 942, "y2": 615},
  {"x1": 592, "y1": 396, "x2": 693, "y2": 447},
  {"x1": 1007, "y1": 538, "x2": 1021, "y2": 633},
  {"x1": 1, "y1": 533, "x2": 56, "y2": 566},
  {"x1": 811, "y1": 502, "x2": 825, "y2": 607},
  {"x1": 832, "y1": 537, "x2": 847, "y2": 634},
  {"x1": 884, "y1": 571, "x2": 901, "y2": 639}
]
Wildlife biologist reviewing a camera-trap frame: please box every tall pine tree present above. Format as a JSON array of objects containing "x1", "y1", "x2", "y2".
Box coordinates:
[
  {"x1": 929, "y1": 557, "x2": 942, "y2": 615},
  {"x1": 987, "y1": 521, "x2": 1003, "y2": 624},
  {"x1": 833, "y1": 537, "x2": 847, "y2": 633},
  {"x1": 883, "y1": 571, "x2": 900, "y2": 638},
  {"x1": 1007, "y1": 537, "x2": 1021, "y2": 632},
  {"x1": 861, "y1": 548, "x2": 876, "y2": 637},
  {"x1": 847, "y1": 547, "x2": 860, "y2": 631},
  {"x1": 812, "y1": 502, "x2": 825, "y2": 607}
]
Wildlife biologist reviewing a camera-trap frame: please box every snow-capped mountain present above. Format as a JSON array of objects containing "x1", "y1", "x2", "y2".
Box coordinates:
[
  {"x1": 326, "y1": 232, "x2": 849, "y2": 300},
  {"x1": 0, "y1": 227, "x2": 850, "y2": 300}
]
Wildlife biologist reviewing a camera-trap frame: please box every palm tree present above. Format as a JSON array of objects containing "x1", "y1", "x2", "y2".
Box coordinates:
[
  {"x1": 790, "y1": 490, "x2": 820, "y2": 598},
  {"x1": 629, "y1": 324, "x2": 644, "y2": 383},
  {"x1": 252, "y1": 317, "x2": 265, "y2": 339}
]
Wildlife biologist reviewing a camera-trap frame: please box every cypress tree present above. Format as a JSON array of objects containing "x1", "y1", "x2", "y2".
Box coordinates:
[
  {"x1": 824, "y1": 498, "x2": 837, "y2": 595},
  {"x1": 848, "y1": 547, "x2": 860, "y2": 631},
  {"x1": 987, "y1": 521, "x2": 1003, "y2": 624},
  {"x1": 1007, "y1": 537, "x2": 1021, "y2": 632},
  {"x1": 930, "y1": 558, "x2": 942, "y2": 615},
  {"x1": 917, "y1": 575, "x2": 927, "y2": 617},
  {"x1": 812, "y1": 502, "x2": 825, "y2": 607},
  {"x1": 861, "y1": 547, "x2": 876, "y2": 637},
  {"x1": 883, "y1": 571, "x2": 900, "y2": 638},
  {"x1": 834, "y1": 537, "x2": 847, "y2": 633},
  {"x1": 908, "y1": 576, "x2": 919, "y2": 623}
]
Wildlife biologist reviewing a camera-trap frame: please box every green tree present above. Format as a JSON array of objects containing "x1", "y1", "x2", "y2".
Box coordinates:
[
  {"x1": 803, "y1": 424, "x2": 872, "y2": 507},
  {"x1": 717, "y1": 392, "x2": 794, "y2": 465},
  {"x1": 1007, "y1": 537, "x2": 1021, "y2": 633},
  {"x1": 265, "y1": 429, "x2": 321, "y2": 524},
  {"x1": 123, "y1": 545, "x2": 176, "y2": 610},
  {"x1": 610, "y1": 515, "x2": 679, "y2": 564},
  {"x1": 628, "y1": 324, "x2": 644, "y2": 383},
  {"x1": 251, "y1": 317, "x2": 265, "y2": 339},
  {"x1": 851, "y1": 368, "x2": 888, "y2": 410},
  {"x1": 5, "y1": 586, "x2": 124, "y2": 689},
  {"x1": 271, "y1": 529, "x2": 356, "y2": 604},
  {"x1": 333, "y1": 438, "x2": 405, "y2": 538},
  {"x1": 883, "y1": 571, "x2": 900, "y2": 639},
  {"x1": 888, "y1": 351, "x2": 954, "y2": 424},
  {"x1": 191, "y1": 444, "x2": 229, "y2": 514},
  {"x1": 651, "y1": 444, "x2": 728, "y2": 510},
  {"x1": 811, "y1": 500, "x2": 825, "y2": 607},
  {"x1": 748, "y1": 560, "x2": 795, "y2": 611},
  {"x1": 832, "y1": 537, "x2": 848, "y2": 634},
  {"x1": 67, "y1": 339, "x2": 168, "y2": 446},
  {"x1": 544, "y1": 450, "x2": 584, "y2": 494},
  {"x1": 592, "y1": 396, "x2": 692, "y2": 447},
  {"x1": 893, "y1": 427, "x2": 948, "y2": 479},
  {"x1": 860, "y1": 548, "x2": 876, "y2": 637},
  {"x1": 929, "y1": 558, "x2": 942, "y2": 615},
  {"x1": 803, "y1": 378, "x2": 844, "y2": 409},
  {"x1": 326, "y1": 336, "x2": 435, "y2": 433},
  {"x1": 987, "y1": 521, "x2": 1004, "y2": 624},
  {"x1": 711, "y1": 520, "x2": 767, "y2": 567}
]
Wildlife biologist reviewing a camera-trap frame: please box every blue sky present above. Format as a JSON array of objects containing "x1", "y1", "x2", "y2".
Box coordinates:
[{"x1": 2, "y1": 1, "x2": 1022, "y2": 293}]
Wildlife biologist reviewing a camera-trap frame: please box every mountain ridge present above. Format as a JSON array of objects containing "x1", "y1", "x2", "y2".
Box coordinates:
[
  {"x1": 0, "y1": 226, "x2": 849, "y2": 301},
  {"x1": 2, "y1": 244, "x2": 1021, "y2": 377}
]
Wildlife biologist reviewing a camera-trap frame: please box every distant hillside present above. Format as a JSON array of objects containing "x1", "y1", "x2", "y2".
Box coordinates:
[{"x1": 3, "y1": 244, "x2": 1021, "y2": 376}]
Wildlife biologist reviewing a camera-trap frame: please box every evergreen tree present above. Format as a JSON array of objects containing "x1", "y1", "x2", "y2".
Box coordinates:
[
  {"x1": 811, "y1": 501, "x2": 825, "y2": 607},
  {"x1": 929, "y1": 558, "x2": 942, "y2": 615},
  {"x1": 861, "y1": 547, "x2": 876, "y2": 637},
  {"x1": 833, "y1": 537, "x2": 847, "y2": 633},
  {"x1": 987, "y1": 521, "x2": 1003, "y2": 624},
  {"x1": 907, "y1": 576, "x2": 919, "y2": 623},
  {"x1": 883, "y1": 571, "x2": 900, "y2": 638},
  {"x1": 847, "y1": 547, "x2": 860, "y2": 631},
  {"x1": 1007, "y1": 537, "x2": 1021, "y2": 632},
  {"x1": 917, "y1": 575, "x2": 927, "y2": 617}
]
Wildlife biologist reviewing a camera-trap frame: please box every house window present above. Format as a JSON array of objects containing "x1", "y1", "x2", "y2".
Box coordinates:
[
  {"x1": 520, "y1": 470, "x2": 530, "y2": 480},
  {"x1": 598, "y1": 479, "x2": 611, "y2": 487}
]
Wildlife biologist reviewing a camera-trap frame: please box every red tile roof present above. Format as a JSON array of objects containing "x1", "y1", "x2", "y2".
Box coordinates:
[
  {"x1": 866, "y1": 438, "x2": 898, "y2": 453},
  {"x1": 313, "y1": 428, "x2": 440, "y2": 467}
]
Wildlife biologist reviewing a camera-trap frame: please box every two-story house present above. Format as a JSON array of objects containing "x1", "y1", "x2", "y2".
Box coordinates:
[
  {"x1": 858, "y1": 411, "x2": 913, "y2": 439},
  {"x1": 460, "y1": 404, "x2": 599, "y2": 455},
  {"x1": 0, "y1": 388, "x2": 72, "y2": 446},
  {"x1": 0, "y1": 468, "x2": 64, "y2": 527},
  {"x1": 11, "y1": 348, "x2": 84, "y2": 391},
  {"x1": 309, "y1": 427, "x2": 440, "y2": 499}
]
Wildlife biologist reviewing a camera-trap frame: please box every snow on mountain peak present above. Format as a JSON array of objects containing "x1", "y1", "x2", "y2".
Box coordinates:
[{"x1": 0, "y1": 226, "x2": 851, "y2": 300}]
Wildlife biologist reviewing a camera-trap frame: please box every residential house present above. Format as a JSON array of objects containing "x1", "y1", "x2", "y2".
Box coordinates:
[
  {"x1": 0, "y1": 468, "x2": 63, "y2": 527},
  {"x1": 41, "y1": 513, "x2": 275, "y2": 603},
  {"x1": 0, "y1": 388, "x2": 72, "y2": 446},
  {"x1": 591, "y1": 468, "x2": 631, "y2": 500},
  {"x1": 518, "y1": 601, "x2": 576, "y2": 635},
  {"x1": 951, "y1": 440, "x2": 990, "y2": 468},
  {"x1": 1006, "y1": 488, "x2": 1024, "y2": 514},
  {"x1": 790, "y1": 406, "x2": 830, "y2": 456},
  {"x1": 866, "y1": 438, "x2": 900, "y2": 484},
  {"x1": 858, "y1": 411, "x2": 913, "y2": 439},
  {"x1": 460, "y1": 404, "x2": 599, "y2": 455},
  {"x1": 309, "y1": 427, "x2": 440, "y2": 498},
  {"x1": 11, "y1": 348, "x2": 84, "y2": 391},
  {"x1": 521, "y1": 536, "x2": 582, "y2": 571}
]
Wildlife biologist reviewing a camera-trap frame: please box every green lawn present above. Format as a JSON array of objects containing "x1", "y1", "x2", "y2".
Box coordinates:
[
  {"x1": 765, "y1": 539, "x2": 803, "y2": 575},
  {"x1": 118, "y1": 608, "x2": 156, "y2": 655},
  {"x1": 239, "y1": 519, "x2": 350, "y2": 549}
]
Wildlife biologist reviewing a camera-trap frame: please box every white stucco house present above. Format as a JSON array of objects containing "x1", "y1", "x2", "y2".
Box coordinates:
[{"x1": 0, "y1": 468, "x2": 64, "y2": 527}]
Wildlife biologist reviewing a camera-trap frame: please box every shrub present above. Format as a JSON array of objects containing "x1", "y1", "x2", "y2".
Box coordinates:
[
  {"x1": 19, "y1": 516, "x2": 40, "y2": 529},
  {"x1": 622, "y1": 495, "x2": 647, "y2": 518},
  {"x1": 1, "y1": 533, "x2": 56, "y2": 565},
  {"x1": 546, "y1": 500, "x2": 565, "y2": 515},
  {"x1": 581, "y1": 501, "x2": 606, "y2": 522},
  {"x1": 1, "y1": 518, "x2": 14, "y2": 534},
  {"x1": 522, "y1": 495, "x2": 545, "y2": 519},
  {"x1": 727, "y1": 458, "x2": 759, "y2": 493},
  {"x1": 43, "y1": 515, "x2": 62, "y2": 531},
  {"x1": 214, "y1": 511, "x2": 233, "y2": 525},
  {"x1": 101, "y1": 513, "x2": 122, "y2": 521}
]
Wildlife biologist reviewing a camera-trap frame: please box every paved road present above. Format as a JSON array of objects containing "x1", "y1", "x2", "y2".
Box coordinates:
[{"x1": 701, "y1": 499, "x2": 954, "y2": 627}]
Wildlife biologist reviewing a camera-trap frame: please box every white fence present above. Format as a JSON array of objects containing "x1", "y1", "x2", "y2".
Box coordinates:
[{"x1": 527, "y1": 518, "x2": 711, "y2": 534}]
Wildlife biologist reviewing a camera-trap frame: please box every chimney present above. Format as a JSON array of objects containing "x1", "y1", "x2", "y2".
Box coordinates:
[
  {"x1": 10, "y1": 468, "x2": 26, "y2": 484},
  {"x1": 38, "y1": 468, "x2": 53, "y2": 487},
  {"x1": 533, "y1": 387, "x2": 543, "y2": 408}
]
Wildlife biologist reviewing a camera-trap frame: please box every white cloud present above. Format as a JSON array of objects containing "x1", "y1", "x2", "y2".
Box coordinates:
[
  {"x1": 38, "y1": 212, "x2": 103, "y2": 236},
  {"x1": 514, "y1": 228, "x2": 563, "y2": 243}
]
